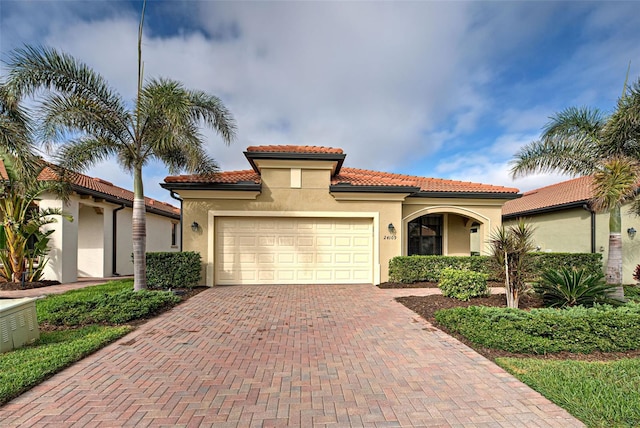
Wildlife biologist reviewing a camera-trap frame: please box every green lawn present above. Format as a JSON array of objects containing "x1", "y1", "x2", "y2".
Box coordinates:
[
  {"x1": 0, "y1": 279, "x2": 182, "y2": 406},
  {"x1": 430, "y1": 285, "x2": 640, "y2": 427},
  {"x1": 497, "y1": 357, "x2": 640, "y2": 428}
]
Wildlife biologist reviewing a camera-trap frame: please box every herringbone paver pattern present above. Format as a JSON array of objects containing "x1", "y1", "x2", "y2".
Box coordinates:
[{"x1": 0, "y1": 284, "x2": 584, "y2": 427}]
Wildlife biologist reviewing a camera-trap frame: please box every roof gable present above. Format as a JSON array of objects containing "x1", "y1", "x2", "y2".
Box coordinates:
[{"x1": 164, "y1": 145, "x2": 519, "y2": 197}]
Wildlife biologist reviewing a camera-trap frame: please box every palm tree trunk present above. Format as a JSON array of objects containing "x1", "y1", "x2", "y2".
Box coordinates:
[
  {"x1": 132, "y1": 166, "x2": 147, "y2": 291},
  {"x1": 607, "y1": 206, "x2": 625, "y2": 299}
]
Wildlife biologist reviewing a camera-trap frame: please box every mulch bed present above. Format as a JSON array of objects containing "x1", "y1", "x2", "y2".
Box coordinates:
[
  {"x1": 386, "y1": 281, "x2": 640, "y2": 362},
  {"x1": 0, "y1": 280, "x2": 61, "y2": 291}
]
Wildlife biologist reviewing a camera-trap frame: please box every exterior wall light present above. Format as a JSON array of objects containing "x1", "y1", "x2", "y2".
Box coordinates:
[
  {"x1": 191, "y1": 221, "x2": 200, "y2": 232},
  {"x1": 628, "y1": 227, "x2": 637, "y2": 238},
  {"x1": 388, "y1": 223, "x2": 396, "y2": 233}
]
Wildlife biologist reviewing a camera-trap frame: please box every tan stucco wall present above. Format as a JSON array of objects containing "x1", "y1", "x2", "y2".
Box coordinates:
[
  {"x1": 176, "y1": 161, "x2": 512, "y2": 286},
  {"x1": 505, "y1": 206, "x2": 640, "y2": 284},
  {"x1": 504, "y1": 208, "x2": 592, "y2": 253}
]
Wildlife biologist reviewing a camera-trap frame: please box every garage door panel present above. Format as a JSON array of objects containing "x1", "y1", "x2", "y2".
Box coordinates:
[{"x1": 215, "y1": 217, "x2": 373, "y2": 285}]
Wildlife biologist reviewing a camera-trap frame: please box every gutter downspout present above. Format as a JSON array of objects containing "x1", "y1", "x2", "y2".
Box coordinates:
[
  {"x1": 169, "y1": 191, "x2": 183, "y2": 251},
  {"x1": 583, "y1": 204, "x2": 596, "y2": 253},
  {"x1": 112, "y1": 204, "x2": 126, "y2": 275}
]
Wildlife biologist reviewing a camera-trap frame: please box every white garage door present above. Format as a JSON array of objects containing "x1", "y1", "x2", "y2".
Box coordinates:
[{"x1": 215, "y1": 217, "x2": 373, "y2": 285}]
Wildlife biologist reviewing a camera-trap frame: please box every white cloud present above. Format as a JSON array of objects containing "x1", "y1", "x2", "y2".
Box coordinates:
[{"x1": 2, "y1": 0, "x2": 640, "y2": 203}]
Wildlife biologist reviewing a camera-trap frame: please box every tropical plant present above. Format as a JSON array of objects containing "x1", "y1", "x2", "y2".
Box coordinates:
[
  {"x1": 511, "y1": 102, "x2": 639, "y2": 299},
  {"x1": 0, "y1": 82, "x2": 38, "y2": 177},
  {"x1": 0, "y1": 156, "x2": 69, "y2": 282},
  {"x1": 534, "y1": 267, "x2": 624, "y2": 308},
  {"x1": 489, "y1": 220, "x2": 536, "y2": 308},
  {"x1": 4, "y1": 6, "x2": 236, "y2": 290}
]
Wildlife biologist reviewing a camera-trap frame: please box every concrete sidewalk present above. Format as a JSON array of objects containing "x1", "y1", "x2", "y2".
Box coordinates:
[{"x1": 0, "y1": 283, "x2": 583, "y2": 427}]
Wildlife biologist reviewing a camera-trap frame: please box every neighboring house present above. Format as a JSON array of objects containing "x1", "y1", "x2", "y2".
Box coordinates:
[
  {"x1": 502, "y1": 176, "x2": 640, "y2": 284},
  {"x1": 0, "y1": 161, "x2": 180, "y2": 283},
  {"x1": 162, "y1": 145, "x2": 519, "y2": 286}
]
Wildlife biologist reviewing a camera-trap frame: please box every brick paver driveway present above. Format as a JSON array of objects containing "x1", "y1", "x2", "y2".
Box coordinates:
[{"x1": 1, "y1": 284, "x2": 583, "y2": 427}]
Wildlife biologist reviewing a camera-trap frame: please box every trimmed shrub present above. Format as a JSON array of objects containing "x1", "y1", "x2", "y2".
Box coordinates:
[
  {"x1": 535, "y1": 267, "x2": 624, "y2": 308},
  {"x1": 529, "y1": 253, "x2": 602, "y2": 278},
  {"x1": 434, "y1": 303, "x2": 640, "y2": 354},
  {"x1": 388, "y1": 253, "x2": 603, "y2": 284},
  {"x1": 388, "y1": 256, "x2": 494, "y2": 283},
  {"x1": 438, "y1": 268, "x2": 490, "y2": 301},
  {"x1": 146, "y1": 252, "x2": 201, "y2": 289}
]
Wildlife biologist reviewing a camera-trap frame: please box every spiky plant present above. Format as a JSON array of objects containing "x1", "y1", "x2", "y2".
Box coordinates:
[
  {"x1": 535, "y1": 267, "x2": 625, "y2": 308},
  {"x1": 488, "y1": 220, "x2": 536, "y2": 308}
]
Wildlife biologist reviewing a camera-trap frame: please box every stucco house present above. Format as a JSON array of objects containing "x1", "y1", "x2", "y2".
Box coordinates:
[
  {"x1": 162, "y1": 145, "x2": 519, "y2": 286},
  {"x1": 1, "y1": 161, "x2": 180, "y2": 283},
  {"x1": 502, "y1": 176, "x2": 640, "y2": 284}
]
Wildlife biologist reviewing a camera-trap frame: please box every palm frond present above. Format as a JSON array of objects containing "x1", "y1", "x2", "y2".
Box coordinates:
[
  {"x1": 4, "y1": 45, "x2": 126, "y2": 115},
  {"x1": 603, "y1": 78, "x2": 640, "y2": 158},
  {"x1": 510, "y1": 106, "x2": 608, "y2": 178},
  {"x1": 53, "y1": 137, "x2": 122, "y2": 173},
  {"x1": 591, "y1": 156, "x2": 640, "y2": 212}
]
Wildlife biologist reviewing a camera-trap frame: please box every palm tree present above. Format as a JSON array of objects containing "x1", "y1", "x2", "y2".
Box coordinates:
[
  {"x1": 511, "y1": 107, "x2": 639, "y2": 299},
  {"x1": 4, "y1": 45, "x2": 236, "y2": 291},
  {"x1": 0, "y1": 82, "x2": 38, "y2": 178}
]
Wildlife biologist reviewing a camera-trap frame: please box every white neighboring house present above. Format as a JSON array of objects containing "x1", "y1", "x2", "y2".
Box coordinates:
[{"x1": 26, "y1": 164, "x2": 180, "y2": 283}]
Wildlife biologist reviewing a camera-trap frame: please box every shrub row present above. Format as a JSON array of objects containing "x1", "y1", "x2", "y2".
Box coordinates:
[
  {"x1": 388, "y1": 253, "x2": 603, "y2": 283},
  {"x1": 434, "y1": 303, "x2": 640, "y2": 354},
  {"x1": 38, "y1": 289, "x2": 181, "y2": 326},
  {"x1": 146, "y1": 251, "x2": 201, "y2": 289},
  {"x1": 388, "y1": 256, "x2": 494, "y2": 283}
]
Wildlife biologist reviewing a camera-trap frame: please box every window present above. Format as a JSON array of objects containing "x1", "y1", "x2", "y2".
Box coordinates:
[
  {"x1": 171, "y1": 223, "x2": 178, "y2": 247},
  {"x1": 408, "y1": 214, "x2": 443, "y2": 255}
]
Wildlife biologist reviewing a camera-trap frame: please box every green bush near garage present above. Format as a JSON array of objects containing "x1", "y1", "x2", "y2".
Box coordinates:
[{"x1": 146, "y1": 251, "x2": 202, "y2": 288}]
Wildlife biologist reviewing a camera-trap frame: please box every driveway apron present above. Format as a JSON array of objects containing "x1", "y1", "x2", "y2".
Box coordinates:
[{"x1": 1, "y1": 284, "x2": 584, "y2": 427}]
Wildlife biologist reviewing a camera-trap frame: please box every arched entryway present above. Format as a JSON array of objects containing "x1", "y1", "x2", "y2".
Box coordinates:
[{"x1": 403, "y1": 207, "x2": 490, "y2": 256}]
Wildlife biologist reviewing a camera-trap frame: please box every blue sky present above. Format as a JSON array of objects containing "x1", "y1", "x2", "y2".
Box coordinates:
[{"x1": 2, "y1": 0, "x2": 640, "y2": 205}]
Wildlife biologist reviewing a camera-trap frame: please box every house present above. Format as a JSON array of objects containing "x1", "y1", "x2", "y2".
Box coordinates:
[
  {"x1": 1, "y1": 161, "x2": 181, "y2": 283},
  {"x1": 162, "y1": 145, "x2": 519, "y2": 286},
  {"x1": 502, "y1": 175, "x2": 640, "y2": 284}
]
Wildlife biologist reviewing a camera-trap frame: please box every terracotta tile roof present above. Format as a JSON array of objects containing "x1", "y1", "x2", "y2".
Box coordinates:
[
  {"x1": 165, "y1": 166, "x2": 518, "y2": 194},
  {"x1": 0, "y1": 159, "x2": 179, "y2": 217},
  {"x1": 246, "y1": 145, "x2": 344, "y2": 154},
  {"x1": 164, "y1": 170, "x2": 260, "y2": 184},
  {"x1": 502, "y1": 176, "x2": 593, "y2": 216},
  {"x1": 333, "y1": 168, "x2": 519, "y2": 193}
]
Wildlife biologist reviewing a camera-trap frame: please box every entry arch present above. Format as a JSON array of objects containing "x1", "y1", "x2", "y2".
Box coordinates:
[{"x1": 401, "y1": 206, "x2": 491, "y2": 256}]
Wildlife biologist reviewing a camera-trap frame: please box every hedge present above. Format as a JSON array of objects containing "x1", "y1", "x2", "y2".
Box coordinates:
[
  {"x1": 146, "y1": 252, "x2": 201, "y2": 289},
  {"x1": 388, "y1": 253, "x2": 603, "y2": 284},
  {"x1": 434, "y1": 303, "x2": 640, "y2": 354}
]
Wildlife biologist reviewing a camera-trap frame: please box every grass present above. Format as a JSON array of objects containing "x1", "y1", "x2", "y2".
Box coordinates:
[
  {"x1": 0, "y1": 279, "x2": 183, "y2": 406},
  {"x1": 0, "y1": 325, "x2": 132, "y2": 405},
  {"x1": 429, "y1": 284, "x2": 640, "y2": 427},
  {"x1": 497, "y1": 357, "x2": 640, "y2": 428}
]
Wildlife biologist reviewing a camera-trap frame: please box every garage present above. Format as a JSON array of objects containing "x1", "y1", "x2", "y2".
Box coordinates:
[{"x1": 215, "y1": 217, "x2": 373, "y2": 285}]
